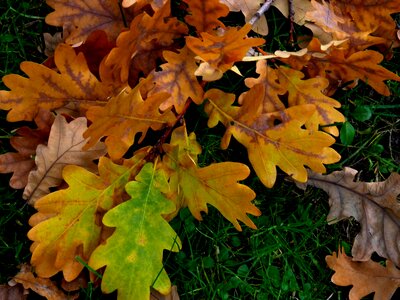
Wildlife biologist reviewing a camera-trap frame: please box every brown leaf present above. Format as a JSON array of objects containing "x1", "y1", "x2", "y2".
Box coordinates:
[
  {"x1": 0, "y1": 110, "x2": 54, "y2": 189},
  {"x1": 12, "y1": 263, "x2": 77, "y2": 300},
  {"x1": 105, "y1": 0, "x2": 188, "y2": 82},
  {"x1": 299, "y1": 168, "x2": 400, "y2": 266},
  {"x1": 45, "y1": 0, "x2": 135, "y2": 44},
  {"x1": 326, "y1": 248, "x2": 400, "y2": 300},
  {"x1": 0, "y1": 284, "x2": 27, "y2": 300},
  {"x1": 23, "y1": 115, "x2": 106, "y2": 205}
]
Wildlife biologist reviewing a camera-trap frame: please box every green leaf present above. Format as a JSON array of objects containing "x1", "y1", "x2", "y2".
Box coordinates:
[
  {"x1": 352, "y1": 106, "x2": 372, "y2": 121},
  {"x1": 340, "y1": 121, "x2": 355, "y2": 146},
  {"x1": 89, "y1": 163, "x2": 181, "y2": 300}
]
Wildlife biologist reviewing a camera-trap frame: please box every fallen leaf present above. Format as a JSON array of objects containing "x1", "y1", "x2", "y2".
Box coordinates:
[
  {"x1": 23, "y1": 115, "x2": 106, "y2": 205},
  {"x1": 0, "y1": 110, "x2": 54, "y2": 189},
  {"x1": 299, "y1": 168, "x2": 400, "y2": 266},
  {"x1": 89, "y1": 163, "x2": 181, "y2": 299},
  {"x1": 326, "y1": 248, "x2": 400, "y2": 300},
  {"x1": 205, "y1": 83, "x2": 340, "y2": 188},
  {"x1": 84, "y1": 80, "x2": 175, "y2": 160},
  {"x1": 183, "y1": 0, "x2": 229, "y2": 33},
  {"x1": 0, "y1": 44, "x2": 114, "y2": 122},
  {"x1": 162, "y1": 125, "x2": 261, "y2": 230},
  {"x1": 0, "y1": 284, "x2": 27, "y2": 300},
  {"x1": 148, "y1": 47, "x2": 204, "y2": 113}
]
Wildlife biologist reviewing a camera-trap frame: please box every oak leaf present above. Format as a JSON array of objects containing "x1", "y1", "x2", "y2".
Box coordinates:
[
  {"x1": 84, "y1": 80, "x2": 175, "y2": 160},
  {"x1": 23, "y1": 115, "x2": 106, "y2": 205},
  {"x1": 298, "y1": 168, "x2": 400, "y2": 266},
  {"x1": 28, "y1": 157, "x2": 139, "y2": 281},
  {"x1": 183, "y1": 0, "x2": 229, "y2": 33},
  {"x1": 89, "y1": 163, "x2": 181, "y2": 300},
  {"x1": 162, "y1": 125, "x2": 261, "y2": 230},
  {"x1": 326, "y1": 248, "x2": 400, "y2": 300},
  {"x1": 0, "y1": 109, "x2": 54, "y2": 189},
  {"x1": 12, "y1": 263, "x2": 74, "y2": 300},
  {"x1": 243, "y1": 62, "x2": 344, "y2": 135},
  {"x1": 0, "y1": 44, "x2": 113, "y2": 122},
  {"x1": 105, "y1": 1, "x2": 188, "y2": 82},
  {"x1": 122, "y1": 0, "x2": 167, "y2": 10},
  {"x1": 148, "y1": 47, "x2": 204, "y2": 113},
  {"x1": 186, "y1": 24, "x2": 265, "y2": 81},
  {"x1": 45, "y1": 0, "x2": 134, "y2": 44},
  {"x1": 205, "y1": 84, "x2": 340, "y2": 188},
  {"x1": 277, "y1": 38, "x2": 400, "y2": 96},
  {"x1": 305, "y1": 0, "x2": 388, "y2": 50}
]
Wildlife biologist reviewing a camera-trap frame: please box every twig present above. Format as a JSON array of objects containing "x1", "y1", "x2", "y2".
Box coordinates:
[
  {"x1": 288, "y1": 0, "x2": 296, "y2": 47},
  {"x1": 248, "y1": 0, "x2": 275, "y2": 26}
]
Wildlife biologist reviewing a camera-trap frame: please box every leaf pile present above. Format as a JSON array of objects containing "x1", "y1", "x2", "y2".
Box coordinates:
[{"x1": 0, "y1": 0, "x2": 399, "y2": 299}]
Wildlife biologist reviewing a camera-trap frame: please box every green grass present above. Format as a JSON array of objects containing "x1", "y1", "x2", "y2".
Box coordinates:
[{"x1": 0, "y1": 1, "x2": 399, "y2": 300}]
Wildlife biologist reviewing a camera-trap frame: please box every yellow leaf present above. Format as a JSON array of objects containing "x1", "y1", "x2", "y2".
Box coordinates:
[{"x1": 205, "y1": 85, "x2": 340, "y2": 188}]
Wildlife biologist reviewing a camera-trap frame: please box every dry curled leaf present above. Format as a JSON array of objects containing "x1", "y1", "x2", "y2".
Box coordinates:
[
  {"x1": 299, "y1": 168, "x2": 400, "y2": 266},
  {"x1": 326, "y1": 248, "x2": 400, "y2": 300}
]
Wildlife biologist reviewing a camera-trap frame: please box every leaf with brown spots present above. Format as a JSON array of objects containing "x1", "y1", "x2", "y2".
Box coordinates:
[
  {"x1": 183, "y1": 0, "x2": 229, "y2": 33},
  {"x1": 298, "y1": 168, "x2": 400, "y2": 266},
  {"x1": 326, "y1": 248, "x2": 400, "y2": 300},
  {"x1": 45, "y1": 0, "x2": 135, "y2": 44},
  {"x1": 243, "y1": 62, "x2": 345, "y2": 135},
  {"x1": 88, "y1": 163, "x2": 181, "y2": 300},
  {"x1": 23, "y1": 115, "x2": 106, "y2": 205},
  {"x1": 83, "y1": 79, "x2": 175, "y2": 160},
  {"x1": 186, "y1": 24, "x2": 265, "y2": 81},
  {"x1": 148, "y1": 47, "x2": 204, "y2": 113},
  {"x1": 205, "y1": 84, "x2": 340, "y2": 188},
  {"x1": 104, "y1": 0, "x2": 188, "y2": 82},
  {"x1": 0, "y1": 110, "x2": 54, "y2": 189},
  {"x1": 0, "y1": 44, "x2": 114, "y2": 122},
  {"x1": 161, "y1": 125, "x2": 261, "y2": 230},
  {"x1": 28, "y1": 156, "x2": 140, "y2": 281}
]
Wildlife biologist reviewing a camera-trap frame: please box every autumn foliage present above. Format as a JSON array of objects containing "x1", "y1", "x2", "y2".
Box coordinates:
[{"x1": 0, "y1": 0, "x2": 399, "y2": 299}]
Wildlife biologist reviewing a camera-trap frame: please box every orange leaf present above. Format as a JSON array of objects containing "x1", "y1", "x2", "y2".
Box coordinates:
[
  {"x1": 0, "y1": 110, "x2": 54, "y2": 189},
  {"x1": 183, "y1": 0, "x2": 229, "y2": 33},
  {"x1": 0, "y1": 44, "x2": 114, "y2": 122},
  {"x1": 277, "y1": 38, "x2": 400, "y2": 96},
  {"x1": 23, "y1": 115, "x2": 106, "y2": 205},
  {"x1": 186, "y1": 24, "x2": 265, "y2": 80},
  {"x1": 326, "y1": 248, "x2": 400, "y2": 300},
  {"x1": 162, "y1": 126, "x2": 261, "y2": 231},
  {"x1": 205, "y1": 85, "x2": 340, "y2": 188},
  {"x1": 105, "y1": 0, "x2": 188, "y2": 82},
  {"x1": 84, "y1": 80, "x2": 175, "y2": 160},
  {"x1": 148, "y1": 47, "x2": 204, "y2": 113},
  {"x1": 45, "y1": 0, "x2": 134, "y2": 44}
]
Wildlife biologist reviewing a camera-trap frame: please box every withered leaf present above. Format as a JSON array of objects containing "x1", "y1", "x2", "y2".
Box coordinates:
[
  {"x1": 326, "y1": 248, "x2": 400, "y2": 300},
  {"x1": 299, "y1": 168, "x2": 400, "y2": 266},
  {"x1": 23, "y1": 115, "x2": 106, "y2": 205}
]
